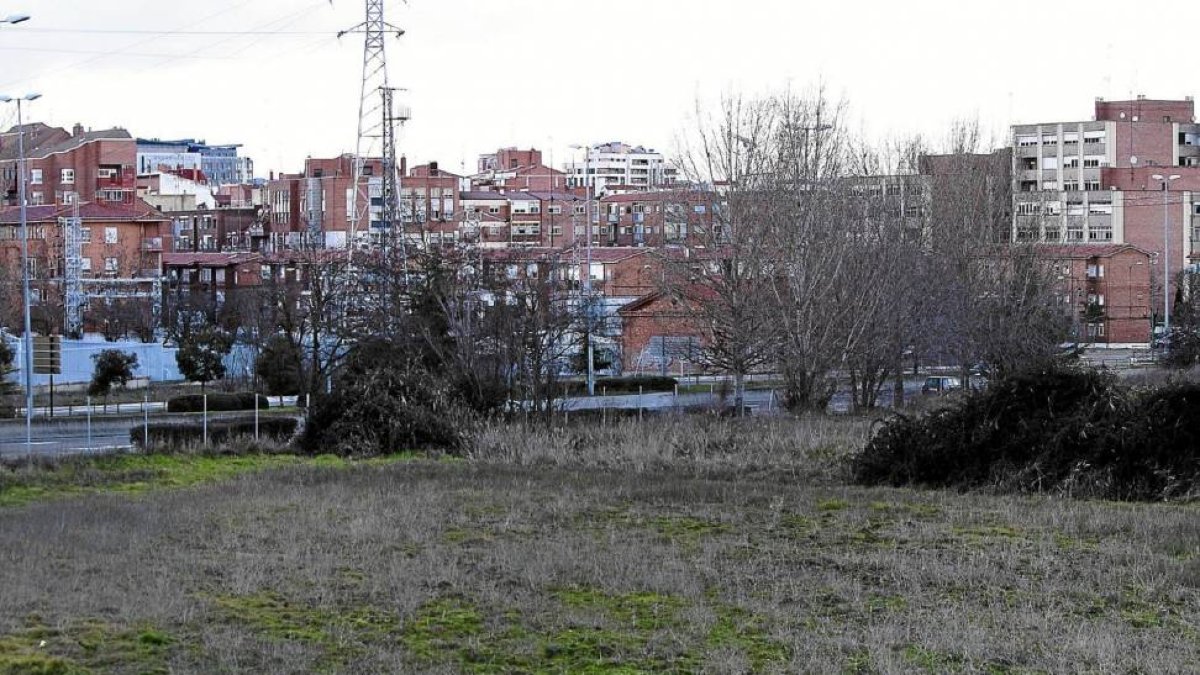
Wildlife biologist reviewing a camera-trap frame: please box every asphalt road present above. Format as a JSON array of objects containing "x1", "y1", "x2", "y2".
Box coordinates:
[
  {"x1": 0, "y1": 411, "x2": 294, "y2": 459},
  {"x1": 0, "y1": 418, "x2": 134, "y2": 458}
]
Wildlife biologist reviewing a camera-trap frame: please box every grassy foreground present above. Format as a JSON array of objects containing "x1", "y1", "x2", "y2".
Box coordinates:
[{"x1": 0, "y1": 418, "x2": 1197, "y2": 673}]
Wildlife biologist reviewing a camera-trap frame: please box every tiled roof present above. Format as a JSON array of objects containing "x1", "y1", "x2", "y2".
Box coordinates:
[{"x1": 0, "y1": 198, "x2": 167, "y2": 224}]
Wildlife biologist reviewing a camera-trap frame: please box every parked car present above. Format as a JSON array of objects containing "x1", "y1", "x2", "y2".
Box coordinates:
[{"x1": 921, "y1": 376, "x2": 962, "y2": 396}]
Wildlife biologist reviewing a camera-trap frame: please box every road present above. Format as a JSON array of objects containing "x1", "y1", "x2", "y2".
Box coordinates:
[{"x1": 0, "y1": 411, "x2": 295, "y2": 459}]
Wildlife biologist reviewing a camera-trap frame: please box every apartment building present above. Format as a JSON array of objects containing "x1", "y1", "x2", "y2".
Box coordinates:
[
  {"x1": 600, "y1": 190, "x2": 717, "y2": 248},
  {"x1": 1, "y1": 123, "x2": 137, "y2": 208},
  {"x1": 1042, "y1": 244, "x2": 1153, "y2": 345},
  {"x1": 1012, "y1": 96, "x2": 1200, "y2": 328},
  {"x1": 564, "y1": 142, "x2": 678, "y2": 194},
  {"x1": 0, "y1": 200, "x2": 168, "y2": 336}
]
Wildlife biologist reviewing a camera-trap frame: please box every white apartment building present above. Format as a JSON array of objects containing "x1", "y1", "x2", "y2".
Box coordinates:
[
  {"x1": 564, "y1": 142, "x2": 678, "y2": 193},
  {"x1": 1011, "y1": 121, "x2": 1119, "y2": 244}
]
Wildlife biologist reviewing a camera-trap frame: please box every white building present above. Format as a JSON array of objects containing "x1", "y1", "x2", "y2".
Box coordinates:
[{"x1": 564, "y1": 142, "x2": 678, "y2": 194}]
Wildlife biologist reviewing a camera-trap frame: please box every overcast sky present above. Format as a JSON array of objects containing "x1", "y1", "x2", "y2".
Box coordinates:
[{"x1": 0, "y1": 0, "x2": 1189, "y2": 177}]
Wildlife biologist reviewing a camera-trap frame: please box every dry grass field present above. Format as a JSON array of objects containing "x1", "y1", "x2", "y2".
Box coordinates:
[{"x1": 0, "y1": 417, "x2": 1198, "y2": 673}]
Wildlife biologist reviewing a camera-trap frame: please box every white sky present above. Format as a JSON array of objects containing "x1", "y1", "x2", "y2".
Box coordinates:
[{"x1": 0, "y1": 0, "x2": 1188, "y2": 176}]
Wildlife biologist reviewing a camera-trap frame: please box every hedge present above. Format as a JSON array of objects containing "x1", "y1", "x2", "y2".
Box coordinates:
[
  {"x1": 131, "y1": 416, "x2": 298, "y2": 448},
  {"x1": 562, "y1": 376, "x2": 678, "y2": 397},
  {"x1": 166, "y1": 392, "x2": 269, "y2": 413}
]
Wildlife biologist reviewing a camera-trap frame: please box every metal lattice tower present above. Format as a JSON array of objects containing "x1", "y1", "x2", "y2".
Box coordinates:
[
  {"x1": 61, "y1": 197, "x2": 84, "y2": 337},
  {"x1": 340, "y1": 0, "x2": 406, "y2": 259}
]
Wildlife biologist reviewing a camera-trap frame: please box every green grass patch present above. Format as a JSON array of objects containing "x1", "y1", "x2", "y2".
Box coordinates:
[
  {"x1": 397, "y1": 588, "x2": 787, "y2": 674},
  {"x1": 0, "y1": 615, "x2": 175, "y2": 674},
  {"x1": 705, "y1": 604, "x2": 790, "y2": 672},
  {"x1": 0, "y1": 452, "x2": 422, "y2": 508},
  {"x1": 210, "y1": 590, "x2": 397, "y2": 669}
]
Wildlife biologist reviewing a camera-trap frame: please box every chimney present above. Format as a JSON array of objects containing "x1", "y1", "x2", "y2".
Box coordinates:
[
  {"x1": 430, "y1": 160, "x2": 439, "y2": 176},
  {"x1": 72, "y1": 123, "x2": 84, "y2": 137},
  {"x1": 400, "y1": 155, "x2": 407, "y2": 177}
]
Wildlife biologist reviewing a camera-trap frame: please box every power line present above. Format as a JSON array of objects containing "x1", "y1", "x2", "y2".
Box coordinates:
[{"x1": 15, "y1": 28, "x2": 327, "y2": 35}]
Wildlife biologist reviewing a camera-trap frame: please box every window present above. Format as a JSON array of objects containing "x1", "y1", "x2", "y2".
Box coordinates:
[
  {"x1": 60, "y1": 169, "x2": 75, "y2": 184},
  {"x1": 1063, "y1": 133, "x2": 1079, "y2": 145},
  {"x1": 1066, "y1": 201, "x2": 1085, "y2": 216},
  {"x1": 693, "y1": 204, "x2": 706, "y2": 214},
  {"x1": 1063, "y1": 158, "x2": 1079, "y2": 169},
  {"x1": 80, "y1": 257, "x2": 91, "y2": 272},
  {"x1": 1084, "y1": 180, "x2": 1101, "y2": 191},
  {"x1": 1042, "y1": 135, "x2": 1058, "y2": 145},
  {"x1": 1042, "y1": 157, "x2": 1059, "y2": 170},
  {"x1": 80, "y1": 227, "x2": 91, "y2": 243},
  {"x1": 104, "y1": 227, "x2": 118, "y2": 244},
  {"x1": 1017, "y1": 135, "x2": 1038, "y2": 147},
  {"x1": 488, "y1": 206, "x2": 500, "y2": 214},
  {"x1": 1089, "y1": 227, "x2": 1113, "y2": 241},
  {"x1": 1016, "y1": 202, "x2": 1038, "y2": 216},
  {"x1": 1063, "y1": 181, "x2": 1079, "y2": 192},
  {"x1": 30, "y1": 168, "x2": 41, "y2": 185},
  {"x1": 1041, "y1": 181, "x2": 1058, "y2": 190},
  {"x1": 1086, "y1": 264, "x2": 1104, "y2": 278},
  {"x1": 1083, "y1": 131, "x2": 1106, "y2": 144},
  {"x1": 29, "y1": 192, "x2": 43, "y2": 205},
  {"x1": 104, "y1": 257, "x2": 118, "y2": 273},
  {"x1": 1088, "y1": 202, "x2": 1113, "y2": 215},
  {"x1": 1082, "y1": 156, "x2": 1105, "y2": 168}
]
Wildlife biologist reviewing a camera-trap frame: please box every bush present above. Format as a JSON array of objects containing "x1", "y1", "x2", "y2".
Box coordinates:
[
  {"x1": 300, "y1": 340, "x2": 473, "y2": 456},
  {"x1": 166, "y1": 392, "x2": 269, "y2": 413},
  {"x1": 853, "y1": 366, "x2": 1200, "y2": 501},
  {"x1": 562, "y1": 376, "x2": 678, "y2": 397},
  {"x1": 131, "y1": 416, "x2": 299, "y2": 449}
]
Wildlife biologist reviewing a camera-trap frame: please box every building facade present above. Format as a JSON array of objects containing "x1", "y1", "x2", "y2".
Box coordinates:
[
  {"x1": 564, "y1": 142, "x2": 678, "y2": 194},
  {"x1": 1012, "y1": 96, "x2": 1200, "y2": 331}
]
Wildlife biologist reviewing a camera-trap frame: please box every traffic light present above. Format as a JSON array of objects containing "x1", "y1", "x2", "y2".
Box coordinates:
[{"x1": 32, "y1": 334, "x2": 61, "y2": 375}]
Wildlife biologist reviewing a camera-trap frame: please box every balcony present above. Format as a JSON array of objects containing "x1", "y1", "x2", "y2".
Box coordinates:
[{"x1": 141, "y1": 237, "x2": 163, "y2": 251}]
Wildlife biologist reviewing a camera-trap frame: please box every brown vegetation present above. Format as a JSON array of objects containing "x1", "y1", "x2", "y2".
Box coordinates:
[{"x1": 0, "y1": 417, "x2": 1198, "y2": 672}]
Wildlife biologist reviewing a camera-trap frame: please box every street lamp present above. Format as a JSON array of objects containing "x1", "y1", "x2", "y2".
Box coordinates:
[
  {"x1": 1151, "y1": 173, "x2": 1181, "y2": 339},
  {"x1": 569, "y1": 143, "x2": 596, "y2": 396},
  {"x1": 0, "y1": 92, "x2": 41, "y2": 454}
]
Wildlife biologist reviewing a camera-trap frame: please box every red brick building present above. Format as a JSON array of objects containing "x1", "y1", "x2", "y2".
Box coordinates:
[
  {"x1": 1, "y1": 123, "x2": 136, "y2": 208},
  {"x1": 618, "y1": 290, "x2": 705, "y2": 376},
  {"x1": 600, "y1": 190, "x2": 716, "y2": 248},
  {"x1": 0, "y1": 200, "x2": 168, "y2": 335},
  {"x1": 1040, "y1": 244, "x2": 1153, "y2": 345},
  {"x1": 474, "y1": 148, "x2": 567, "y2": 192}
]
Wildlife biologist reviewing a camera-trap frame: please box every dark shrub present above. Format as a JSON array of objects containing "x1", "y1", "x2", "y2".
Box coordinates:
[
  {"x1": 1104, "y1": 382, "x2": 1200, "y2": 500},
  {"x1": 854, "y1": 366, "x2": 1122, "y2": 491},
  {"x1": 167, "y1": 392, "x2": 269, "y2": 413},
  {"x1": 131, "y1": 416, "x2": 298, "y2": 448},
  {"x1": 300, "y1": 340, "x2": 473, "y2": 456},
  {"x1": 562, "y1": 376, "x2": 678, "y2": 397}
]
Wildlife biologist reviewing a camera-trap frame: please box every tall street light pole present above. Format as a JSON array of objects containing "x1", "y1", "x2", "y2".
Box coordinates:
[
  {"x1": 1152, "y1": 173, "x2": 1180, "y2": 339},
  {"x1": 1, "y1": 92, "x2": 42, "y2": 454}
]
